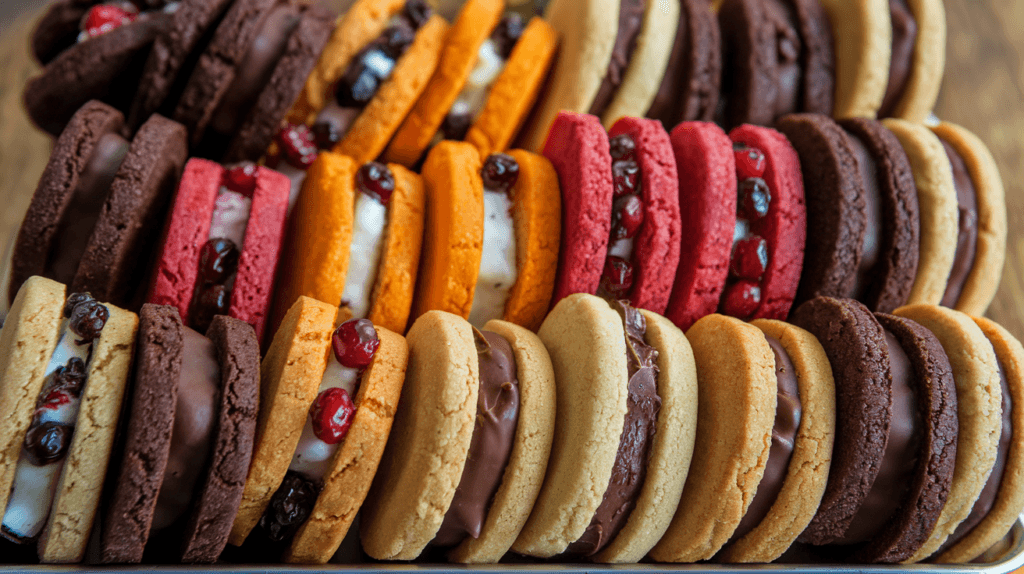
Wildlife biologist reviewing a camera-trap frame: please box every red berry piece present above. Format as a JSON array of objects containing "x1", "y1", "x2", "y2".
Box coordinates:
[
  {"x1": 309, "y1": 387, "x2": 356, "y2": 445},
  {"x1": 193, "y1": 284, "x2": 231, "y2": 332},
  {"x1": 332, "y1": 318, "x2": 380, "y2": 369},
  {"x1": 733, "y1": 142, "x2": 766, "y2": 180},
  {"x1": 738, "y1": 177, "x2": 771, "y2": 220},
  {"x1": 223, "y1": 163, "x2": 258, "y2": 197},
  {"x1": 38, "y1": 390, "x2": 72, "y2": 411},
  {"x1": 599, "y1": 256, "x2": 634, "y2": 299},
  {"x1": 481, "y1": 153, "x2": 520, "y2": 192},
  {"x1": 69, "y1": 300, "x2": 109, "y2": 342},
  {"x1": 609, "y1": 134, "x2": 636, "y2": 161},
  {"x1": 83, "y1": 4, "x2": 137, "y2": 38},
  {"x1": 356, "y1": 162, "x2": 395, "y2": 205},
  {"x1": 276, "y1": 124, "x2": 318, "y2": 169},
  {"x1": 199, "y1": 238, "x2": 239, "y2": 285},
  {"x1": 731, "y1": 235, "x2": 769, "y2": 280},
  {"x1": 612, "y1": 160, "x2": 640, "y2": 198},
  {"x1": 720, "y1": 280, "x2": 762, "y2": 319},
  {"x1": 611, "y1": 195, "x2": 644, "y2": 240},
  {"x1": 64, "y1": 293, "x2": 94, "y2": 318}
]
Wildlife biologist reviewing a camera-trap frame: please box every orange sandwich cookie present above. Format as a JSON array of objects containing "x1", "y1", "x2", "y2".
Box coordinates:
[
  {"x1": 270, "y1": 152, "x2": 425, "y2": 335},
  {"x1": 384, "y1": 0, "x2": 558, "y2": 165}
]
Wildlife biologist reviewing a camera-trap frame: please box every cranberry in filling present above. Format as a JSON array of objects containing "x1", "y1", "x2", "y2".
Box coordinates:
[
  {"x1": 599, "y1": 134, "x2": 645, "y2": 300},
  {"x1": 720, "y1": 143, "x2": 772, "y2": 320}
]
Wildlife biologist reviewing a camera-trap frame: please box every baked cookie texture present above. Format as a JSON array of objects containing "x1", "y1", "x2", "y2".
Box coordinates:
[
  {"x1": 819, "y1": 0, "x2": 889, "y2": 119},
  {"x1": 890, "y1": 0, "x2": 945, "y2": 122}
]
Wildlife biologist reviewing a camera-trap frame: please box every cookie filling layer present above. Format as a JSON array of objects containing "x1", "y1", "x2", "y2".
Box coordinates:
[
  {"x1": 1, "y1": 294, "x2": 109, "y2": 543},
  {"x1": 433, "y1": 329, "x2": 520, "y2": 546},
  {"x1": 939, "y1": 140, "x2": 979, "y2": 308},
  {"x1": 847, "y1": 132, "x2": 883, "y2": 301},
  {"x1": 566, "y1": 300, "x2": 660, "y2": 556},
  {"x1": 46, "y1": 131, "x2": 130, "y2": 285},
  {"x1": 878, "y1": 0, "x2": 918, "y2": 118},
  {"x1": 340, "y1": 163, "x2": 393, "y2": 320},
  {"x1": 719, "y1": 142, "x2": 774, "y2": 320},
  {"x1": 835, "y1": 328, "x2": 920, "y2": 544},
  {"x1": 598, "y1": 134, "x2": 645, "y2": 301},
  {"x1": 764, "y1": 0, "x2": 802, "y2": 118},
  {"x1": 727, "y1": 334, "x2": 802, "y2": 543},
  {"x1": 588, "y1": 0, "x2": 646, "y2": 118},
  {"x1": 151, "y1": 328, "x2": 220, "y2": 531},
  {"x1": 469, "y1": 154, "x2": 520, "y2": 328}
]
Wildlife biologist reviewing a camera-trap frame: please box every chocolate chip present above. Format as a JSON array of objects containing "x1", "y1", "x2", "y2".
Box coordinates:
[
  {"x1": 24, "y1": 422, "x2": 72, "y2": 466},
  {"x1": 192, "y1": 284, "x2": 230, "y2": 333},
  {"x1": 402, "y1": 0, "x2": 432, "y2": 29},
  {"x1": 441, "y1": 111, "x2": 472, "y2": 142},
  {"x1": 259, "y1": 471, "x2": 323, "y2": 542},
  {"x1": 491, "y1": 13, "x2": 526, "y2": 59},
  {"x1": 47, "y1": 357, "x2": 88, "y2": 399},
  {"x1": 311, "y1": 121, "x2": 342, "y2": 151},
  {"x1": 481, "y1": 153, "x2": 520, "y2": 192},
  {"x1": 336, "y1": 58, "x2": 380, "y2": 108},
  {"x1": 379, "y1": 22, "x2": 415, "y2": 59},
  {"x1": 69, "y1": 300, "x2": 109, "y2": 342}
]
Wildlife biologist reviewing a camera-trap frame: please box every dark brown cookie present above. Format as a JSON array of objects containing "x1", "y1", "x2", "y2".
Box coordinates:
[
  {"x1": 789, "y1": 296, "x2": 890, "y2": 545},
  {"x1": 840, "y1": 118, "x2": 920, "y2": 313},
  {"x1": 30, "y1": 0, "x2": 100, "y2": 65},
  {"x1": 717, "y1": 0, "x2": 774, "y2": 129},
  {"x1": 646, "y1": 0, "x2": 721, "y2": 126},
  {"x1": 789, "y1": 0, "x2": 833, "y2": 116},
  {"x1": 776, "y1": 113, "x2": 867, "y2": 307}
]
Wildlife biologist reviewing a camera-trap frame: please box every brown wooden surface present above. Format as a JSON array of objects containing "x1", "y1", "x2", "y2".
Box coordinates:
[{"x1": 0, "y1": 0, "x2": 1021, "y2": 337}]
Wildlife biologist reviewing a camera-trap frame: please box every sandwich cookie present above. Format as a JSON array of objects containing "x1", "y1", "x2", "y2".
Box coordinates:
[
  {"x1": 24, "y1": 0, "x2": 173, "y2": 135},
  {"x1": 384, "y1": 0, "x2": 559, "y2": 165},
  {"x1": 0, "y1": 277, "x2": 138, "y2": 562},
  {"x1": 229, "y1": 297, "x2": 408, "y2": 564},
  {"x1": 817, "y1": 0, "x2": 889, "y2": 119},
  {"x1": 514, "y1": 295, "x2": 696, "y2": 561},
  {"x1": 10, "y1": 102, "x2": 188, "y2": 308},
  {"x1": 360, "y1": 311, "x2": 555, "y2": 561},
  {"x1": 934, "y1": 317, "x2": 1024, "y2": 563},
  {"x1": 147, "y1": 159, "x2": 290, "y2": 342},
  {"x1": 716, "y1": 0, "x2": 835, "y2": 128},
  {"x1": 877, "y1": 0, "x2": 945, "y2": 121},
  {"x1": 100, "y1": 305, "x2": 259, "y2": 564},
  {"x1": 715, "y1": 319, "x2": 835, "y2": 563},
  {"x1": 892, "y1": 304, "x2": 1002, "y2": 562},
  {"x1": 270, "y1": 153, "x2": 425, "y2": 335},
  {"x1": 790, "y1": 297, "x2": 959, "y2": 563}
]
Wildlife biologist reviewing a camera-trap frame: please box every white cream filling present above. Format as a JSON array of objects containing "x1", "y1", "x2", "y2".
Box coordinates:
[
  {"x1": 430, "y1": 39, "x2": 508, "y2": 147},
  {"x1": 468, "y1": 189, "x2": 517, "y2": 328},
  {"x1": 339, "y1": 193, "x2": 388, "y2": 319},
  {"x1": 208, "y1": 187, "x2": 252, "y2": 248},
  {"x1": 2, "y1": 321, "x2": 92, "y2": 540},
  {"x1": 288, "y1": 352, "x2": 361, "y2": 481}
]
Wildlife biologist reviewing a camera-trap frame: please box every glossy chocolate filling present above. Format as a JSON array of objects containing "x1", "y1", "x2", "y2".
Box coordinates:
[
  {"x1": 46, "y1": 132, "x2": 130, "y2": 285},
  {"x1": 151, "y1": 328, "x2": 220, "y2": 531},
  {"x1": 939, "y1": 140, "x2": 979, "y2": 308},
  {"x1": 848, "y1": 133, "x2": 883, "y2": 301},
  {"x1": 588, "y1": 0, "x2": 646, "y2": 118},
  {"x1": 764, "y1": 0, "x2": 802, "y2": 118},
  {"x1": 566, "y1": 300, "x2": 660, "y2": 556},
  {"x1": 728, "y1": 335, "x2": 802, "y2": 543},
  {"x1": 878, "y1": 0, "x2": 918, "y2": 118},
  {"x1": 836, "y1": 329, "x2": 920, "y2": 544},
  {"x1": 433, "y1": 330, "x2": 520, "y2": 547}
]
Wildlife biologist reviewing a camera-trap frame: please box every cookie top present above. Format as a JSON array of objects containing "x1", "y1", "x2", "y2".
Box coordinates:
[
  {"x1": 819, "y1": 0, "x2": 889, "y2": 119},
  {"x1": 645, "y1": 0, "x2": 721, "y2": 125}
]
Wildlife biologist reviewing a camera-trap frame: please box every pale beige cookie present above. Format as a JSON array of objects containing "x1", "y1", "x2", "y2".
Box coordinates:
[
  {"x1": 893, "y1": 304, "x2": 1002, "y2": 562},
  {"x1": 360, "y1": 311, "x2": 479, "y2": 560},
  {"x1": 934, "y1": 317, "x2": 1024, "y2": 563},
  {"x1": 600, "y1": 0, "x2": 681, "y2": 129},
  {"x1": 512, "y1": 293, "x2": 628, "y2": 557},
  {"x1": 649, "y1": 314, "x2": 776, "y2": 562},
  {"x1": 594, "y1": 310, "x2": 698, "y2": 563},
  {"x1": 883, "y1": 119, "x2": 958, "y2": 305},
  {"x1": 449, "y1": 320, "x2": 557, "y2": 563},
  {"x1": 40, "y1": 304, "x2": 137, "y2": 563},
  {"x1": 518, "y1": 0, "x2": 620, "y2": 152},
  {"x1": 891, "y1": 0, "x2": 945, "y2": 122},
  {"x1": 285, "y1": 326, "x2": 409, "y2": 564},
  {"x1": 930, "y1": 122, "x2": 1007, "y2": 317},
  {"x1": 819, "y1": 0, "x2": 890, "y2": 119},
  {"x1": 0, "y1": 276, "x2": 65, "y2": 514},
  {"x1": 720, "y1": 319, "x2": 837, "y2": 563},
  {"x1": 229, "y1": 296, "x2": 337, "y2": 546}
]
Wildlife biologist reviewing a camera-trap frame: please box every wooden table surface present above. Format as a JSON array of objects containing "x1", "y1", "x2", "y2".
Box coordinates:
[{"x1": 0, "y1": 0, "x2": 1021, "y2": 337}]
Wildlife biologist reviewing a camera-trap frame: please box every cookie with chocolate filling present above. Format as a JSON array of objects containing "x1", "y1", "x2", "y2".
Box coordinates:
[
  {"x1": 101, "y1": 305, "x2": 259, "y2": 564},
  {"x1": 514, "y1": 295, "x2": 697, "y2": 561},
  {"x1": 270, "y1": 153, "x2": 425, "y2": 335},
  {"x1": 646, "y1": 0, "x2": 721, "y2": 126},
  {"x1": 0, "y1": 277, "x2": 138, "y2": 563},
  {"x1": 10, "y1": 103, "x2": 188, "y2": 309},
  {"x1": 228, "y1": 297, "x2": 408, "y2": 564},
  {"x1": 384, "y1": 0, "x2": 559, "y2": 166},
  {"x1": 818, "y1": 0, "x2": 889, "y2": 119},
  {"x1": 877, "y1": 0, "x2": 945, "y2": 121},
  {"x1": 717, "y1": 0, "x2": 834, "y2": 128},
  {"x1": 361, "y1": 310, "x2": 554, "y2": 561}
]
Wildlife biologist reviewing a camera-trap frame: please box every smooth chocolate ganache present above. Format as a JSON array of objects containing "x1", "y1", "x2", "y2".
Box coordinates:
[
  {"x1": 878, "y1": 0, "x2": 918, "y2": 118},
  {"x1": 588, "y1": 0, "x2": 646, "y2": 118},
  {"x1": 847, "y1": 133, "x2": 883, "y2": 301},
  {"x1": 939, "y1": 139, "x2": 979, "y2": 308},
  {"x1": 433, "y1": 329, "x2": 520, "y2": 547},
  {"x1": 566, "y1": 300, "x2": 660, "y2": 557}
]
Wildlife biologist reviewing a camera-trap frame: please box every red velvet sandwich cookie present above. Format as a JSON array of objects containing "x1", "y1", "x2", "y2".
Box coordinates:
[
  {"x1": 100, "y1": 305, "x2": 259, "y2": 564},
  {"x1": 0, "y1": 277, "x2": 138, "y2": 563},
  {"x1": 147, "y1": 158, "x2": 289, "y2": 342},
  {"x1": 9, "y1": 101, "x2": 188, "y2": 309}
]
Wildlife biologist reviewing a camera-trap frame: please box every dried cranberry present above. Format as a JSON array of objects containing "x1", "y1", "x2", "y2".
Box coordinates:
[
  {"x1": 223, "y1": 163, "x2": 258, "y2": 197},
  {"x1": 63, "y1": 293, "x2": 94, "y2": 318},
  {"x1": 481, "y1": 154, "x2": 520, "y2": 192},
  {"x1": 609, "y1": 134, "x2": 636, "y2": 161},
  {"x1": 332, "y1": 318, "x2": 380, "y2": 369},
  {"x1": 733, "y1": 142, "x2": 766, "y2": 180},
  {"x1": 276, "y1": 124, "x2": 318, "y2": 169},
  {"x1": 491, "y1": 13, "x2": 525, "y2": 59},
  {"x1": 69, "y1": 300, "x2": 109, "y2": 342},
  {"x1": 335, "y1": 50, "x2": 381, "y2": 107},
  {"x1": 24, "y1": 422, "x2": 72, "y2": 466},
  {"x1": 720, "y1": 280, "x2": 762, "y2": 319},
  {"x1": 37, "y1": 390, "x2": 71, "y2": 411},
  {"x1": 738, "y1": 177, "x2": 771, "y2": 220},
  {"x1": 193, "y1": 284, "x2": 231, "y2": 332},
  {"x1": 82, "y1": 4, "x2": 137, "y2": 38},
  {"x1": 611, "y1": 195, "x2": 644, "y2": 240},
  {"x1": 379, "y1": 22, "x2": 416, "y2": 59},
  {"x1": 259, "y1": 471, "x2": 322, "y2": 542},
  {"x1": 199, "y1": 238, "x2": 239, "y2": 285},
  {"x1": 441, "y1": 111, "x2": 472, "y2": 142},
  {"x1": 47, "y1": 358, "x2": 88, "y2": 398},
  {"x1": 309, "y1": 387, "x2": 356, "y2": 445},
  {"x1": 402, "y1": 0, "x2": 432, "y2": 29},
  {"x1": 355, "y1": 162, "x2": 395, "y2": 205},
  {"x1": 612, "y1": 160, "x2": 640, "y2": 198},
  {"x1": 599, "y1": 257, "x2": 634, "y2": 299},
  {"x1": 731, "y1": 235, "x2": 769, "y2": 280},
  {"x1": 311, "y1": 121, "x2": 342, "y2": 151}
]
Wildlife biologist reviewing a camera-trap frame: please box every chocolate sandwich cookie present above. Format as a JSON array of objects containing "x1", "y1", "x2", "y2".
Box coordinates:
[
  {"x1": 717, "y1": 0, "x2": 834, "y2": 128},
  {"x1": 0, "y1": 278, "x2": 138, "y2": 563},
  {"x1": 101, "y1": 305, "x2": 259, "y2": 564},
  {"x1": 820, "y1": 0, "x2": 890, "y2": 119},
  {"x1": 877, "y1": 0, "x2": 945, "y2": 121},
  {"x1": 645, "y1": 0, "x2": 721, "y2": 126}
]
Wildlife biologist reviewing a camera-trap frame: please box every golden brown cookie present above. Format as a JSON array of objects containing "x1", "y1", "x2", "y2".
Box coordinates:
[
  {"x1": 887, "y1": 0, "x2": 945, "y2": 122},
  {"x1": 819, "y1": 0, "x2": 890, "y2": 119}
]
